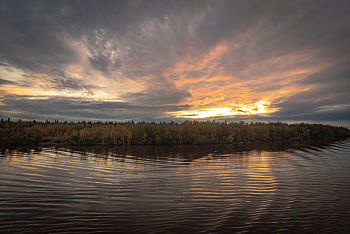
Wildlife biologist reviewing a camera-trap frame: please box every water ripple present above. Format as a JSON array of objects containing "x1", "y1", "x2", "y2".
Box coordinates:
[{"x1": 0, "y1": 139, "x2": 350, "y2": 233}]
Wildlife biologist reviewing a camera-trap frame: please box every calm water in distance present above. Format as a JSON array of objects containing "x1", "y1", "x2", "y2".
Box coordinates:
[{"x1": 1, "y1": 139, "x2": 350, "y2": 233}]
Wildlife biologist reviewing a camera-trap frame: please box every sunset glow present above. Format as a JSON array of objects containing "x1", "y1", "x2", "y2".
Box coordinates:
[
  {"x1": 175, "y1": 101, "x2": 275, "y2": 118},
  {"x1": 0, "y1": 1, "x2": 349, "y2": 127}
]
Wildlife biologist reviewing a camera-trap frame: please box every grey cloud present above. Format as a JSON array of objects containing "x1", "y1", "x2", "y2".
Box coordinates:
[
  {"x1": 296, "y1": 63, "x2": 350, "y2": 85},
  {"x1": 277, "y1": 84, "x2": 350, "y2": 107},
  {"x1": 0, "y1": 92, "x2": 349, "y2": 125},
  {"x1": 0, "y1": 76, "x2": 16, "y2": 85},
  {"x1": 266, "y1": 84, "x2": 350, "y2": 124},
  {"x1": 2, "y1": 0, "x2": 348, "y2": 80},
  {"x1": 0, "y1": 0, "x2": 349, "y2": 125},
  {"x1": 1, "y1": 0, "x2": 349, "y2": 74},
  {"x1": 0, "y1": 94, "x2": 192, "y2": 122},
  {"x1": 48, "y1": 68, "x2": 98, "y2": 91},
  {"x1": 88, "y1": 54, "x2": 121, "y2": 75},
  {"x1": 122, "y1": 77, "x2": 192, "y2": 106},
  {"x1": 215, "y1": 108, "x2": 350, "y2": 126},
  {"x1": 126, "y1": 88, "x2": 192, "y2": 106},
  {"x1": 0, "y1": 1, "x2": 221, "y2": 79},
  {"x1": 89, "y1": 54, "x2": 111, "y2": 72},
  {"x1": 52, "y1": 77, "x2": 85, "y2": 91},
  {"x1": 0, "y1": 10, "x2": 77, "y2": 73},
  {"x1": 0, "y1": 62, "x2": 10, "y2": 67}
]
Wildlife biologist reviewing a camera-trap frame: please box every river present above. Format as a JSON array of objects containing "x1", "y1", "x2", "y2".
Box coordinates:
[{"x1": 1, "y1": 139, "x2": 350, "y2": 233}]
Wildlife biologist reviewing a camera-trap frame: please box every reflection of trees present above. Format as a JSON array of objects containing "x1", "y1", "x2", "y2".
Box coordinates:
[{"x1": 0, "y1": 137, "x2": 347, "y2": 164}]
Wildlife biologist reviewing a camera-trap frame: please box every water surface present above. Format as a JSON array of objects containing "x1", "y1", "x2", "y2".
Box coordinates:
[{"x1": 1, "y1": 139, "x2": 350, "y2": 233}]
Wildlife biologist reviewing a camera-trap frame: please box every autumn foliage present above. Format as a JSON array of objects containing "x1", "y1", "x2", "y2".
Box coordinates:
[{"x1": 0, "y1": 119, "x2": 348, "y2": 146}]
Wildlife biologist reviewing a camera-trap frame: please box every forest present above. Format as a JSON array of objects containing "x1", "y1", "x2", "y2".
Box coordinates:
[{"x1": 0, "y1": 118, "x2": 349, "y2": 146}]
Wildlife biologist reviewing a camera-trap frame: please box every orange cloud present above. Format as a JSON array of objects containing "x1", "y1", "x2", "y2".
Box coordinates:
[{"x1": 157, "y1": 36, "x2": 332, "y2": 119}]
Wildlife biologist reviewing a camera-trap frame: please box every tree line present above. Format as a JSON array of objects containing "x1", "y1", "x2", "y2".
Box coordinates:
[{"x1": 0, "y1": 118, "x2": 349, "y2": 146}]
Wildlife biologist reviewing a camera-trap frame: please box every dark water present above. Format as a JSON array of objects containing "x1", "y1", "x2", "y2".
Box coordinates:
[{"x1": 1, "y1": 139, "x2": 350, "y2": 233}]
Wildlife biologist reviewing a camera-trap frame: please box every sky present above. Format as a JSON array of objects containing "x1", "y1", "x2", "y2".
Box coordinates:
[{"x1": 0, "y1": 0, "x2": 349, "y2": 127}]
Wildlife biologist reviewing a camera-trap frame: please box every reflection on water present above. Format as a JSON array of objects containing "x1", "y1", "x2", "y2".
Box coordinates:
[
  {"x1": 1, "y1": 138, "x2": 340, "y2": 160},
  {"x1": 0, "y1": 139, "x2": 350, "y2": 233}
]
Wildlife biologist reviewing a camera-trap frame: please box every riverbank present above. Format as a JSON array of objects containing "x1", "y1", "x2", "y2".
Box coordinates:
[{"x1": 1, "y1": 120, "x2": 349, "y2": 147}]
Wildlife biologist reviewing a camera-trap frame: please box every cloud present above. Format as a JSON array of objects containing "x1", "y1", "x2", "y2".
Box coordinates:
[
  {"x1": 0, "y1": 62, "x2": 10, "y2": 67},
  {"x1": 0, "y1": 76, "x2": 16, "y2": 85},
  {"x1": 122, "y1": 77, "x2": 192, "y2": 106},
  {"x1": 0, "y1": 94, "x2": 192, "y2": 122},
  {"x1": 47, "y1": 68, "x2": 98, "y2": 92},
  {"x1": 0, "y1": 0, "x2": 349, "y2": 126}
]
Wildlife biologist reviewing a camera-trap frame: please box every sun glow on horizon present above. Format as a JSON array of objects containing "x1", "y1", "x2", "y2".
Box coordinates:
[{"x1": 173, "y1": 101, "x2": 276, "y2": 118}]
